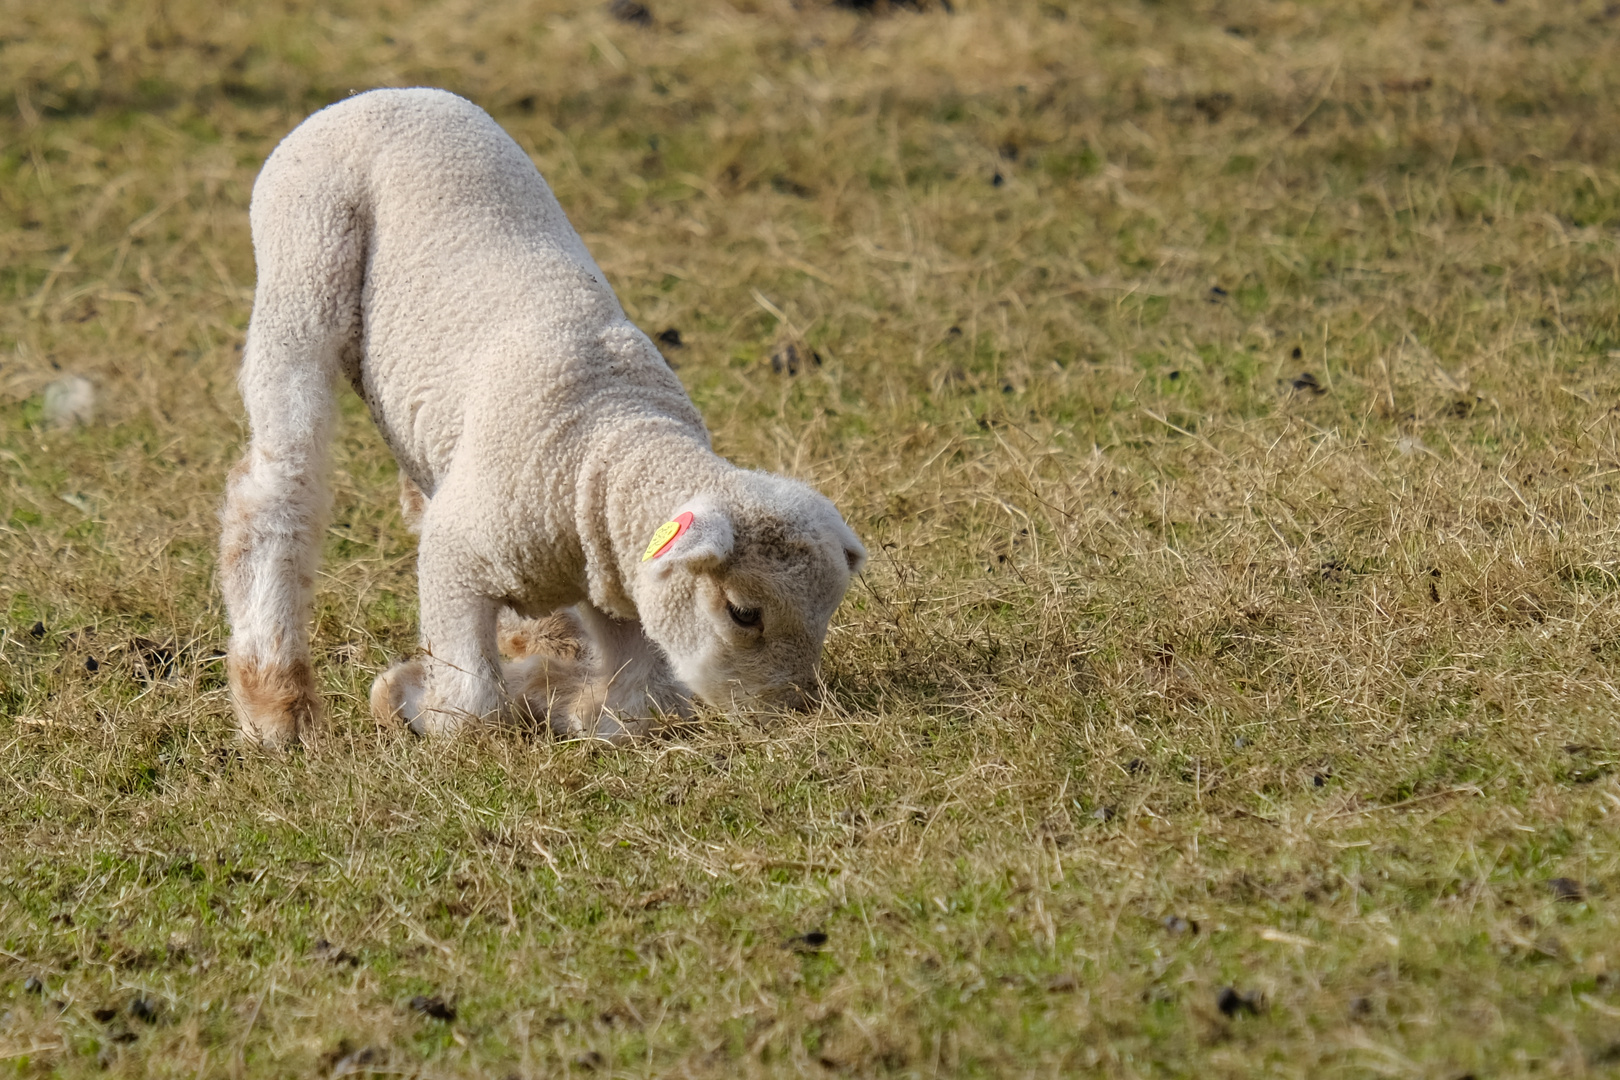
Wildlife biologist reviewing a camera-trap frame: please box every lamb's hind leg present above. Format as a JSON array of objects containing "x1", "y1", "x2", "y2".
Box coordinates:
[
  {"x1": 220, "y1": 157, "x2": 364, "y2": 748},
  {"x1": 220, "y1": 361, "x2": 339, "y2": 748}
]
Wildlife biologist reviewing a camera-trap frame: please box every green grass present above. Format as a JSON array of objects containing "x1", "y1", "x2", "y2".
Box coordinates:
[{"x1": 5, "y1": 0, "x2": 1620, "y2": 1075}]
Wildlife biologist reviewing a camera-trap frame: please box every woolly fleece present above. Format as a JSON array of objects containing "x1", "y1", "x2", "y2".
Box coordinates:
[{"x1": 219, "y1": 88, "x2": 865, "y2": 747}]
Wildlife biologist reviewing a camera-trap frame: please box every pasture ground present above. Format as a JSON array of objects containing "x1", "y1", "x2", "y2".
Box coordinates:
[{"x1": 4, "y1": 0, "x2": 1620, "y2": 1075}]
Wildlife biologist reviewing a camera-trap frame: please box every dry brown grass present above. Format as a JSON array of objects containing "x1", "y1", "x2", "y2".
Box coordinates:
[{"x1": 4, "y1": 0, "x2": 1620, "y2": 1075}]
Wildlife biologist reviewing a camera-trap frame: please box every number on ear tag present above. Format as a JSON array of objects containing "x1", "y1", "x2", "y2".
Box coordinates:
[{"x1": 642, "y1": 511, "x2": 696, "y2": 561}]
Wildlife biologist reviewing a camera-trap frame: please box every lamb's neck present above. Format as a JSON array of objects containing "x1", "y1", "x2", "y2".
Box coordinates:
[{"x1": 578, "y1": 420, "x2": 732, "y2": 619}]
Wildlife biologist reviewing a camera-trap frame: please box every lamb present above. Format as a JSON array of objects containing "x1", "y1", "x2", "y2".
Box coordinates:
[{"x1": 219, "y1": 88, "x2": 866, "y2": 748}]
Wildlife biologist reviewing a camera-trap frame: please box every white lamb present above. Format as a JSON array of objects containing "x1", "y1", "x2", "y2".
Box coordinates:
[{"x1": 219, "y1": 88, "x2": 866, "y2": 748}]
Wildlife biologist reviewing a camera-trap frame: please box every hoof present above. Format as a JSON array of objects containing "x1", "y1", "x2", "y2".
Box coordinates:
[
  {"x1": 370, "y1": 659, "x2": 427, "y2": 729},
  {"x1": 371, "y1": 660, "x2": 479, "y2": 736},
  {"x1": 229, "y1": 654, "x2": 320, "y2": 750}
]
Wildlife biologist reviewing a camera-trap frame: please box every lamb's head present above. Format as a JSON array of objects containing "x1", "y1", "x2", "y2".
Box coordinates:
[{"x1": 635, "y1": 473, "x2": 866, "y2": 710}]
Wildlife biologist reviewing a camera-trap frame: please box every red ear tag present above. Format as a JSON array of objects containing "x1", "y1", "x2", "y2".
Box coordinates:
[{"x1": 642, "y1": 511, "x2": 696, "y2": 561}]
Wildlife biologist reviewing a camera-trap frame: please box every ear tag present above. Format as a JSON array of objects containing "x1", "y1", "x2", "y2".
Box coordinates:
[{"x1": 642, "y1": 511, "x2": 695, "y2": 561}]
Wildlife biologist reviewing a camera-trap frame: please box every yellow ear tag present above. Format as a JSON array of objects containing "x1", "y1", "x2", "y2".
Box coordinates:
[{"x1": 642, "y1": 511, "x2": 696, "y2": 561}]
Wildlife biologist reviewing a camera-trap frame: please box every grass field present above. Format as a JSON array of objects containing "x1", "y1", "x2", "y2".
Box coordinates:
[{"x1": 4, "y1": 0, "x2": 1620, "y2": 1075}]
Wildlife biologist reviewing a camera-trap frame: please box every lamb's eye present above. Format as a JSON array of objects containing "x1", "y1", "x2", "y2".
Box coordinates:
[{"x1": 727, "y1": 602, "x2": 762, "y2": 629}]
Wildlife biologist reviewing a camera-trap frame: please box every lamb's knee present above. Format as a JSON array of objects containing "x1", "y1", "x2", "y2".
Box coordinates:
[
  {"x1": 218, "y1": 458, "x2": 258, "y2": 605},
  {"x1": 219, "y1": 453, "x2": 279, "y2": 571},
  {"x1": 220, "y1": 449, "x2": 328, "y2": 567},
  {"x1": 230, "y1": 653, "x2": 320, "y2": 750}
]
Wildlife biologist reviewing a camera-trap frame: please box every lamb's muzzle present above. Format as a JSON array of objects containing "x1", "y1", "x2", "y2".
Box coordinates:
[{"x1": 218, "y1": 87, "x2": 865, "y2": 747}]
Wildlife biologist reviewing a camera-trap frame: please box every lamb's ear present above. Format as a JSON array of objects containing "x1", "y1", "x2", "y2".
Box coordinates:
[
  {"x1": 834, "y1": 519, "x2": 867, "y2": 576},
  {"x1": 843, "y1": 537, "x2": 867, "y2": 575},
  {"x1": 815, "y1": 505, "x2": 866, "y2": 575},
  {"x1": 641, "y1": 498, "x2": 734, "y2": 576}
]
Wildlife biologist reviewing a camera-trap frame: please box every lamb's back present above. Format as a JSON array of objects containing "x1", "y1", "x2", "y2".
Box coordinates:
[{"x1": 265, "y1": 89, "x2": 686, "y2": 489}]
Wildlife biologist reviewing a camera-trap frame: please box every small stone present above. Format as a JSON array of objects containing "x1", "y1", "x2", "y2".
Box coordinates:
[
  {"x1": 22, "y1": 976, "x2": 43, "y2": 994},
  {"x1": 1162, "y1": 915, "x2": 1198, "y2": 935},
  {"x1": 42, "y1": 375, "x2": 96, "y2": 428},
  {"x1": 1091, "y1": 805, "x2": 1115, "y2": 822}
]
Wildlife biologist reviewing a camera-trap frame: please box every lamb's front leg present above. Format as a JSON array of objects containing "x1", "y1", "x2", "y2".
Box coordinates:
[
  {"x1": 379, "y1": 529, "x2": 506, "y2": 736},
  {"x1": 417, "y1": 589, "x2": 506, "y2": 735}
]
